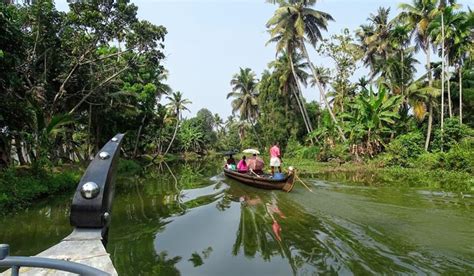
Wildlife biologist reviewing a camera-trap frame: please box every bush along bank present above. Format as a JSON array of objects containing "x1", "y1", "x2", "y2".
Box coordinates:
[
  {"x1": 0, "y1": 165, "x2": 81, "y2": 214},
  {"x1": 283, "y1": 122, "x2": 474, "y2": 193}
]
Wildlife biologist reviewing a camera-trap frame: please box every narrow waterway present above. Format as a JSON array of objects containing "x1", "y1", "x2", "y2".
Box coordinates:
[{"x1": 1, "y1": 161, "x2": 473, "y2": 275}]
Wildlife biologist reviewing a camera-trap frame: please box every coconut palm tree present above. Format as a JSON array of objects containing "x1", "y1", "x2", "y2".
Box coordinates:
[
  {"x1": 356, "y1": 7, "x2": 395, "y2": 79},
  {"x1": 266, "y1": 32, "x2": 313, "y2": 135},
  {"x1": 356, "y1": 77, "x2": 370, "y2": 92},
  {"x1": 449, "y1": 10, "x2": 473, "y2": 124},
  {"x1": 227, "y1": 68, "x2": 261, "y2": 147},
  {"x1": 266, "y1": 0, "x2": 347, "y2": 141},
  {"x1": 382, "y1": 50, "x2": 419, "y2": 96},
  {"x1": 389, "y1": 22, "x2": 413, "y2": 95},
  {"x1": 398, "y1": 0, "x2": 439, "y2": 148},
  {"x1": 268, "y1": 51, "x2": 312, "y2": 133},
  {"x1": 227, "y1": 68, "x2": 259, "y2": 123},
  {"x1": 399, "y1": 0, "x2": 439, "y2": 85},
  {"x1": 161, "y1": 91, "x2": 191, "y2": 157},
  {"x1": 213, "y1": 113, "x2": 224, "y2": 133},
  {"x1": 406, "y1": 79, "x2": 441, "y2": 150},
  {"x1": 429, "y1": 3, "x2": 466, "y2": 120}
]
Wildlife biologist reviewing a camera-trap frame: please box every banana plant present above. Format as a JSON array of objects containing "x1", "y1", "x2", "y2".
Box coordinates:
[{"x1": 343, "y1": 86, "x2": 402, "y2": 156}]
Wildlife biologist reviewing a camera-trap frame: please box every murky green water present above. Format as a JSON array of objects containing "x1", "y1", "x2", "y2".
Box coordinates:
[{"x1": 1, "y1": 161, "x2": 474, "y2": 275}]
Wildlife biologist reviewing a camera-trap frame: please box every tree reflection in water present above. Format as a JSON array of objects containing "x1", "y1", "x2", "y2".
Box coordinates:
[
  {"x1": 5, "y1": 158, "x2": 473, "y2": 275},
  {"x1": 229, "y1": 187, "x2": 298, "y2": 274},
  {"x1": 108, "y1": 159, "x2": 470, "y2": 275}
]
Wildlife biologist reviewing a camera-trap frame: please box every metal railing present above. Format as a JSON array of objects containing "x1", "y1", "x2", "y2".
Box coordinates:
[
  {"x1": 0, "y1": 244, "x2": 109, "y2": 275},
  {"x1": 70, "y1": 134, "x2": 124, "y2": 229},
  {"x1": 1, "y1": 134, "x2": 125, "y2": 275}
]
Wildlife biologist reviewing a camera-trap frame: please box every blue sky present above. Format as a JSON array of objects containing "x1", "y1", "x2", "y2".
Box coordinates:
[{"x1": 56, "y1": 0, "x2": 471, "y2": 118}]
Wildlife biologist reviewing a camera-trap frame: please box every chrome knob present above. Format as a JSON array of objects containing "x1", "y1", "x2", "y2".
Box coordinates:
[
  {"x1": 98, "y1": 151, "x2": 110, "y2": 160},
  {"x1": 80, "y1": 182, "x2": 100, "y2": 199}
]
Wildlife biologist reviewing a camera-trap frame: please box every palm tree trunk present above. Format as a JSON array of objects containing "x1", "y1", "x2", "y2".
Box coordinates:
[
  {"x1": 133, "y1": 114, "x2": 147, "y2": 158},
  {"x1": 249, "y1": 119, "x2": 263, "y2": 149},
  {"x1": 440, "y1": 12, "x2": 445, "y2": 151},
  {"x1": 425, "y1": 103, "x2": 433, "y2": 151},
  {"x1": 288, "y1": 53, "x2": 313, "y2": 135},
  {"x1": 447, "y1": 74, "x2": 452, "y2": 118},
  {"x1": 401, "y1": 50, "x2": 404, "y2": 95},
  {"x1": 300, "y1": 42, "x2": 346, "y2": 142},
  {"x1": 459, "y1": 64, "x2": 462, "y2": 124},
  {"x1": 163, "y1": 119, "x2": 180, "y2": 156},
  {"x1": 150, "y1": 118, "x2": 180, "y2": 164},
  {"x1": 447, "y1": 53, "x2": 452, "y2": 118},
  {"x1": 426, "y1": 47, "x2": 432, "y2": 86},
  {"x1": 424, "y1": 44, "x2": 434, "y2": 151}
]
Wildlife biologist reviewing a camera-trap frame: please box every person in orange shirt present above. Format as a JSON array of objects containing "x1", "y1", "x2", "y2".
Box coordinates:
[{"x1": 269, "y1": 142, "x2": 282, "y2": 176}]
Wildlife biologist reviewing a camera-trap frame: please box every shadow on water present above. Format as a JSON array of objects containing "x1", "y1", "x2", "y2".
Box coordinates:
[{"x1": 2, "y1": 159, "x2": 473, "y2": 275}]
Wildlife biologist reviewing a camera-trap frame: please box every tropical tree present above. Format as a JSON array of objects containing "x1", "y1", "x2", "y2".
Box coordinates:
[
  {"x1": 343, "y1": 87, "x2": 403, "y2": 157},
  {"x1": 178, "y1": 121, "x2": 205, "y2": 153},
  {"x1": 429, "y1": 3, "x2": 469, "y2": 123},
  {"x1": 356, "y1": 7, "x2": 395, "y2": 79},
  {"x1": 399, "y1": 0, "x2": 440, "y2": 148},
  {"x1": 405, "y1": 79, "x2": 442, "y2": 150},
  {"x1": 213, "y1": 113, "x2": 224, "y2": 133},
  {"x1": 265, "y1": 40, "x2": 313, "y2": 135},
  {"x1": 0, "y1": 0, "x2": 170, "y2": 166},
  {"x1": 268, "y1": 51, "x2": 310, "y2": 119},
  {"x1": 227, "y1": 68, "x2": 261, "y2": 147},
  {"x1": 389, "y1": 21, "x2": 413, "y2": 95},
  {"x1": 162, "y1": 91, "x2": 192, "y2": 156},
  {"x1": 318, "y1": 28, "x2": 362, "y2": 112},
  {"x1": 266, "y1": 0, "x2": 347, "y2": 141},
  {"x1": 449, "y1": 10, "x2": 474, "y2": 124},
  {"x1": 399, "y1": 0, "x2": 439, "y2": 85}
]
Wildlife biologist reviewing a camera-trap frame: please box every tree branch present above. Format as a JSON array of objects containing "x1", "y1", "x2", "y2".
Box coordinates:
[{"x1": 68, "y1": 66, "x2": 129, "y2": 114}]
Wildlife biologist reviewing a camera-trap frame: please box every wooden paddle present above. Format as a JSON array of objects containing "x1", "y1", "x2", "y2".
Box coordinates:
[
  {"x1": 249, "y1": 169, "x2": 262, "y2": 178},
  {"x1": 282, "y1": 170, "x2": 296, "y2": 192},
  {"x1": 295, "y1": 174, "x2": 314, "y2": 193}
]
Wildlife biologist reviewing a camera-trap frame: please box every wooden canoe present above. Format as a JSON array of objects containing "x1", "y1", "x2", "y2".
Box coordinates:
[{"x1": 223, "y1": 169, "x2": 295, "y2": 192}]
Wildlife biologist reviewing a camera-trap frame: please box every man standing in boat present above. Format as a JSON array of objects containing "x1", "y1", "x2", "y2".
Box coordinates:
[{"x1": 270, "y1": 142, "x2": 282, "y2": 176}]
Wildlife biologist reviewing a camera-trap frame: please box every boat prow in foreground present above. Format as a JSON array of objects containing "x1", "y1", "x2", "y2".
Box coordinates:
[{"x1": 223, "y1": 168, "x2": 295, "y2": 192}]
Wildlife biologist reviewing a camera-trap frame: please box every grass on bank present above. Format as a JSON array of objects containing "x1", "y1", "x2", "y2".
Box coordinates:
[
  {"x1": 0, "y1": 158, "x2": 143, "y2": 214},
  {"x1": 286, "y1": 158, "x2": 474, "y2": 193},
  {"x1": 0, "y1": 165, "x2": 82, "y2": 214}
]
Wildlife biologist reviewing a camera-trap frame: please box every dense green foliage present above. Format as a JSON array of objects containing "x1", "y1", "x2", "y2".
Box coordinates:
[
  {"x1": 1, "y1": 0, "x2": 473, "y2": 207},
  {"x1": 225, "y1": 0, "x2": 473, "y2": 174},
  {"x1": 0, "y1": 0, "x2": 172, "y2": 167},
  {"x1": 0, "y1": 166, "x2": 80, "y2": 212}
]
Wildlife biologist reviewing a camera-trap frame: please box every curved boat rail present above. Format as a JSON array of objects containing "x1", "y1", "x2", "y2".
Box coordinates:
[
  {"x1": 0, "y1": 244, "x2": 109, "y2": 276},
  {"x1": 1, "y1": 134, "x2": 124, "y2": 275}
]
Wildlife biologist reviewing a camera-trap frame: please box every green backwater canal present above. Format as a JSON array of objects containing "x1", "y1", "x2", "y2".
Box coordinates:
[{"x1": 1, "y1": 161, "x2": 473, "y2": 275}]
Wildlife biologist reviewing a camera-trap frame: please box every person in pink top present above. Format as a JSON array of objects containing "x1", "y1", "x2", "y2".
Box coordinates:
[
  {"x1": 269, "y1": 142, "x2": 282, "y2": 175},
  {"x1": 237, "y1": 155, "x2": 249, "y2": 173}
]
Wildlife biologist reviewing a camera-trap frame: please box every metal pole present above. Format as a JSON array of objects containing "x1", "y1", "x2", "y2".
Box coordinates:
[
  {"x1": 11, "y1": 265, "x2": 19, "y2": 276},
  {"x1": 0, "y1": 244, "x2": 9, "y2": 260}
]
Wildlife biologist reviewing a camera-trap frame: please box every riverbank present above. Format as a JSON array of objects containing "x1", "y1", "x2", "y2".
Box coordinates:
[
  {"x1": 0, "y1": 166, "x2": 82, "y2": 214},
  {"x1": 286, "y1": 158, "x2": 474, "y2": 193},
  {"x1": 156, "y1": 152, "x2": 474, "y2": 193}
]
